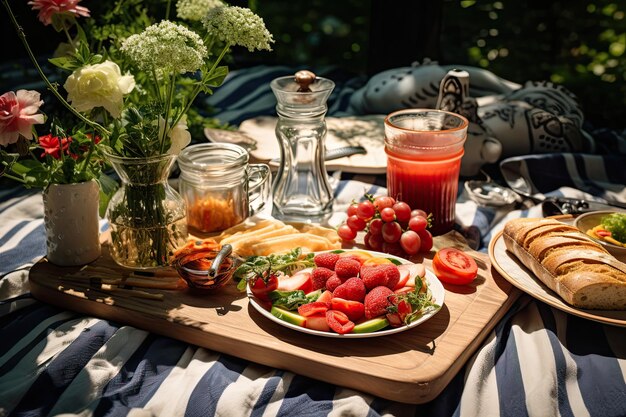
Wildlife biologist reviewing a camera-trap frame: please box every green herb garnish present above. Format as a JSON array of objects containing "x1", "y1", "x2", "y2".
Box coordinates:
[
  {"x1": 235, "y1": 247, "x2": 315, "y2": 291},
  {"x1": 268, "y1": 289, "x2": 321, "y2": 310}
]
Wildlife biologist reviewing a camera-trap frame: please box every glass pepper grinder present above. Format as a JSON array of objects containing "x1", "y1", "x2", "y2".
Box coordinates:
[{"x1": 270, "y1": 70, "x2": 335, "y2": 221}]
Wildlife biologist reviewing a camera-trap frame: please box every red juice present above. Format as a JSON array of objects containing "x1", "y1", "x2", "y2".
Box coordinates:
[
  {"x1": 386, "y1": 148, "x2": 464, "y2": 235},
  {"x1": 384, "y1": 110, "x2": 468, "y2": 236}
]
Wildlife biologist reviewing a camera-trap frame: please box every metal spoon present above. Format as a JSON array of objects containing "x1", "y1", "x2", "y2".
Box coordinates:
[{"x1": 208, "y1": 244, "x2": 233, "y2": 277}]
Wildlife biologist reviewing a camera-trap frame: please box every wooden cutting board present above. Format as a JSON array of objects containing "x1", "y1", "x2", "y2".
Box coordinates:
[{"x1": 29, "y1": 231, "x2": 521, "y2": 404}]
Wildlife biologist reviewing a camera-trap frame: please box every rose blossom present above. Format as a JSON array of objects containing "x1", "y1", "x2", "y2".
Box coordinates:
[
  {"x1": 39, "y1": 134, "x2": 72, "y2": 159},
  {"x1": 64, "y1": 60, "x2": 135, "y2": 118},
  {"x1": 0, "y1": 90, "x2": 45, "y2": 147},
  {"x1": 28, "y1": 0, "x2": 90, "y2": 26}
]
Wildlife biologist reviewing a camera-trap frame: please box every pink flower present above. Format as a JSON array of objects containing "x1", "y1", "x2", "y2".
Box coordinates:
[
  {"x1": 28, "y1": 0, "x2": 90, "y2": 26},
  {"x1": 0, "y1": 90, "x2": 45, "y2": 147},
  {"x1": 39, "y1": 134, "x2": 72, "y2": 159}
]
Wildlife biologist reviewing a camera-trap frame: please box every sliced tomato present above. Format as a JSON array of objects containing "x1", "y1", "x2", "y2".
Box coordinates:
[
  {"x1": 325, "y1": 310, "x2": 355, "y2": 334},
  {"x1": 298, "y1": 302, "x2": 329, "y2": 317},
  {"x1": 432, "y1": 248, "x2": 478, "y2": 285},
  {"x1": 250, "y1": 275, "x2": 278, "y2": 301},
  {"x1": 330, "y1": 298, "x2": 365, "y2": 321}
]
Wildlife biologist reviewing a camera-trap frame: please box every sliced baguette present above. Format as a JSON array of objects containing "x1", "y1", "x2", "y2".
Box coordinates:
[{"x1": 503, "y1": 218, "x2": 626, "y2": 310}]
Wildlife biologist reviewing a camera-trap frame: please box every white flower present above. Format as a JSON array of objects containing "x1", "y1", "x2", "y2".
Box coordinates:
[
  {"x1": 121, "y1": 20, "x2": 208, "y2": 76},
  {"x1": 202, "y1": 6, "x2": 274, "y2": 52},
  {"x1": 64, "y1": 60, "x2": 135, "y2": 118},
  {"x1": 177, "y1": 0, "x2": 223, "y2": 21},
  {"x1": 158, "y1": 116, "x2": 191, "y2": 155}
]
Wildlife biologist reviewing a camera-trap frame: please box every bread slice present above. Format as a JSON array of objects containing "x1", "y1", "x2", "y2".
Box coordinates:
[{"x1": 503, "y1": 218, "x2": 626, "y2": 310}]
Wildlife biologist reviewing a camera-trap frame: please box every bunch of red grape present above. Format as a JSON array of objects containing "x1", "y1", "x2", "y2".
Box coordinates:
[{"x1": 337, "y1": 194, "x2": 434, "y2": 257}]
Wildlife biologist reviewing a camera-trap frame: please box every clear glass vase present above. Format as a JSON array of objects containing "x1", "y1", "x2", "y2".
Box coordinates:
[{"x1": 104, "y1": 152, "x2": 188, "y2": 269}]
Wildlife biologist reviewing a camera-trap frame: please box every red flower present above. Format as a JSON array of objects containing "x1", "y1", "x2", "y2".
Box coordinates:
[
  {"x1": 86, "y1": 133, "x2": 101, "y2": 145},
  {"x1": 39, "y1": 134, "x2": 72, "y2": 159},
  {"x1": 28, "y1": 0, "x2": 90, "y2": 26}
]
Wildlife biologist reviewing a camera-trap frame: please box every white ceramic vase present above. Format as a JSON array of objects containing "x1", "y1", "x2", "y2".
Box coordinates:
[{"x1": 43, "y1": 180, "x2": 101, "y2": 266}]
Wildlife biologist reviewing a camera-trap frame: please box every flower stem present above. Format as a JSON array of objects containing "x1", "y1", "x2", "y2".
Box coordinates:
[
  {"x1": 2, "y1": 173, "x2": 27, "y2": 184},
  {"x1": 2, "y1": 0, "x2": 111, "y2": 137},
  {"x1": 165, "y1": 0, "x2": 172, "y2": 20},
  {"x1": 172, "y1": 44, "x2": 230, "y2": 127},
  {"x1": 160, "y1": 74, "x2": 177, "y2": 154},
  {"x1": 62, "y1": 23, "x2": 73, "y2": 45},
  {"x1": 80, "y1": 139, "x2": 95, "y2": 174}
]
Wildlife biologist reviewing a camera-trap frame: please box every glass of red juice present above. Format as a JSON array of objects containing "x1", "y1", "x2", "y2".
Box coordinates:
[{"x1": 385, "y1": 109, "x2": 468, "y2": 236}]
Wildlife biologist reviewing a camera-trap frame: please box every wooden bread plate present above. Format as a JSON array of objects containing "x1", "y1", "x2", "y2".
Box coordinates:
[{"x1": 29, "y1": 230, "x2": 521, "y2": 404}]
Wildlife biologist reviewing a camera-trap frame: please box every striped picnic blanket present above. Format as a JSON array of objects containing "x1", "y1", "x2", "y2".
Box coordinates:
[{"x1": 2, "y1": 66, "x2": 626, "y2": 416}]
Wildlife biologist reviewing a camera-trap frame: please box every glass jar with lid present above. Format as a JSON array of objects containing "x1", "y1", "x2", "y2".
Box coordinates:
[
  {"x1": 270, "y1": 70, "x2": 335, "y2": 222},
  {"x1": 178, "y1": 143, "x2": 270, "y2": 233}
]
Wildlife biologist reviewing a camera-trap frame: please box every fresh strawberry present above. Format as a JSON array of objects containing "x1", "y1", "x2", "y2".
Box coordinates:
[
  {"x1": 311, "y1": 267, "x2": 334, "y2": 290},
  {"x1": 333, "y1": 277, "x2": 366, "y2": 302},
  {"x1": 298, "y1": 301, "x2": 329, "y2": 317},
  {"x1": 379, "y1": 264, "x2": 401, "y2": 290},
  {"x1": 314, "y1": 252, "x2": 340, "y2": 270},
  {"x1": 325, "y1": 274, "x2": 343, "y2": 292},
  {"x1": 360, "y1": 265, "x2": 388, "y2": 290},
  {"x1": 334, "y1": 257, "x2": 361, "y2": 279},
  {"x1": 364, "y1": 286, "x2": 393, "y2": 319},
  {"x1": 325, "y1": 310, "x2": 355, "y2": 334},
  {"x1": 330, "y1": 298, "x2": 365, "y2": 321}
]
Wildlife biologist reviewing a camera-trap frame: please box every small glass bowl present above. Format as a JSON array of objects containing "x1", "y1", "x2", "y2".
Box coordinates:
[{"x1": 173, "y1": 249, "x2": 237, "y2": 291}]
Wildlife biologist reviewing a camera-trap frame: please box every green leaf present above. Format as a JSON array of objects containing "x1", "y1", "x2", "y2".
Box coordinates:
[
  {"x1": 268, "y1": 290, "x2": 306, "y2": 310},
  {"x1": 414, "y1": 275, "x2": 423, "y2": 291},
  {"x1": 204, "y1": 66, "x2": 228, "y2": 87},
  {"x1": 48, "y1": 57, "x2": 77, "y2": 71},
  {"x1": 97, "y1": 173, "x2": 119, "y2": 217}
]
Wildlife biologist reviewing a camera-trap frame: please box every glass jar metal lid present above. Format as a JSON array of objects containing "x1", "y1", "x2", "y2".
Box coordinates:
[{"x1": 178, "y1": 143, "x2": 249, "y2": 178}]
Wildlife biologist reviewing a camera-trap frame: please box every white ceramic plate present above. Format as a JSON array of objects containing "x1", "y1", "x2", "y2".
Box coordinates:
[
  {"x1": 489, "y1": 231, "x2": 626, "y2": 327},
  {"x1": 246, "y1": 250, "x2": 445, "y2": 338},
  {"x1": 573, "y1": 211, "x2": 626, "y2": 262}
]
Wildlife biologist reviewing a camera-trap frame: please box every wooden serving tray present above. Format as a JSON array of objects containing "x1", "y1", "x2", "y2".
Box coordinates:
[{"x1": 29, "y1": 231, "x2": 521, "y2": 404}]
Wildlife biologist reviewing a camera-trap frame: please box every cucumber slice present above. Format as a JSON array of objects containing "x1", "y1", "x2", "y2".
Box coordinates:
[
  {"x1": 352, "y1": 317, "x2": 389, "y2": 333},
  {"x1": 270, "y1": 306, "x2": 306, "y2": 326}
]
